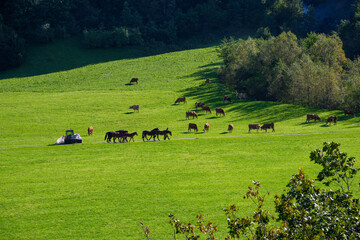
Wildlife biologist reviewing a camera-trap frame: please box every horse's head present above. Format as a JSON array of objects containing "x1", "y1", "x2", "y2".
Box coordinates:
[{"x1": 168, "y1": 130, "x2": 172, "y2": 136}]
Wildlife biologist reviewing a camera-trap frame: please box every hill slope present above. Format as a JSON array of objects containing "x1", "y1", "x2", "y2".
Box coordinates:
[{"x1": 0, "y1": 40, "x2": 360, "y2": 239}]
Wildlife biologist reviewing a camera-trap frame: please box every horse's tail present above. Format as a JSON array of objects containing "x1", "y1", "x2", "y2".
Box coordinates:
[{"x1": 104, "y1": 132, "x2": 108, "y2": 140}]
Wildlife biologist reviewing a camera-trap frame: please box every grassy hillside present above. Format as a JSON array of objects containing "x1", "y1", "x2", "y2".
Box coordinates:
[{"x1": 0, "y1": 39, "x2": 359, "y2": 239}]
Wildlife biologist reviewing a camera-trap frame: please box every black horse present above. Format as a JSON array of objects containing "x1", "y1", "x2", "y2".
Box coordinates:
[
  {"x1": 104, "y1": 130, "x2": 128, "y2": 143},
  {"x1": 157, "y1": 128, "x2": 172, "y2": 140},
  {"x1": 142, "y1": 128, "x2": 159, "y2": 141}
]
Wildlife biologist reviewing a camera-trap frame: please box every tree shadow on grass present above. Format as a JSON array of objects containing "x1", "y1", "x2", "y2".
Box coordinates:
[{"x1": 179, "y1": 62, "x2": 350, "y2": 124}]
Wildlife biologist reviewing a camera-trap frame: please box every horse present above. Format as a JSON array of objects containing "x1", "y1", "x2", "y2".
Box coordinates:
[
  {"x1": 104, "y1": 131, "x2": 113, "y2": 142},
  {"x1": 157, "y1": 128, "x2": 172, "y2": 140},
  {"x1": 306, "y1": 114, "x2": 321, "y2": 122},
  {"x1": 205, "y1": 78, "x2": 210, "y2": 84},
  {"x1": 203, "y1": 123, "x2": 210, "y2": 133},
  {"x1": 188, "y1": 123, "x2": 198, "y2": 132},
  {"x1": 326, "y1": 116, "x2": 338, "y2": 125},
  {"x1": 129, "y1": 105, "x2": 140, "y2": 112},
  {"x1": 248, "y1": 124, "x2": 260, "y2": 133},
  {"x1": 228, "y1": 124, "x2": 234, "y2": 133},
  {"x1": 88, "y1": 126, "x2": 94, "y2": 136},
  {"x1": 142, "y1": 128, "x2": 159, "y2": 141},
  {"x1": 122, "y1": 132, "x2": 138, "y2": 142},
  {"x1": 195, "y1": 102, "x2": 205, "y2": 109},
  {"x1": 110, "y1": 131, "x2": 129, "y2": 143},
  {"x1": 223, "y1": 96, "x2": 232, "y2": 103},
  {"x1": 236, "y1": 92, "x2": 247, "y2": 100},
  {"x1": 105, "y1": 130, "x2": 128, "y2": 143},
  {"x1": 130, "y1": 78, "x2": 138, "y2": 84},
  {"x1": 175, "y1": 97, "x2": 186, "y2": 104},
  {"x1": 261, "y1": 123, "x2": 275, "y2": 132},
  {"x1": 186, "y1": 111, "x2": 198, "y2": 119},
  {"x1": 201, "y1": 105, "x2": 212, "y2": 114},
  {"x1": 344, "y1": 109, "x2": 355, "y2": 117},
  {"x1": 215, "y1": 108, "x2": 225, "y2": 116}
]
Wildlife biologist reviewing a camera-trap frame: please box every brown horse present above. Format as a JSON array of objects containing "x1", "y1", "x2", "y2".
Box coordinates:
[
  {"x1": 215, "y1": 108, "x2": 225, "y2": 116},
  {"x1": 205, "y1": 78, "x2": 210, "y2": 84},
  {"x1": 326, "y1": 116, "x2": 338, "y2": 125},
  {"x1": 344, "y1": 109, "x2": 355, "y2": 117},
  {"x1": 228, "y1": 124, "x2": 234, "y2": 133},
  {"x1": 261, "y1": 123, "x2": 275, "y2": 132},
  {"x1": 130, "y1": 78, "x2": 138, "y2": 84},
  {"x1": 195, "y1": 102, "x2": 205, "y2": 109},
  {"x1": 186, "y1": 111, "x2": 198, "y2": 119},
  {"x1": 223, "y1": 96, "x2": 232, "y2": 103},
  {"x1": 129, "y1": 105, "x2": 140, "y2": 112},
  {"x1": 175, "y1": 97, "x2": 186, "y2": 104},
  {"x1": 142, "y1": 128, "x2": 159, "y2": 141},
  {"x1": 203, "y1": 123, "x2": 210, "y2": 133},
  {"x1": 201, "y1": 105, "x2": 212, "y2": 114},
  {"x1": 248, "y1": 124, "x2": 260, "y2": 133},
  {"x1": 88, "y1": 126, "x2": 94, "y2": 136},
  {"x1": 104, "y1": 130, "x2": 128, "y2": 143},
  {"x1": 188, "y1": 123, "x2": 198, "y2": 132},
  {"x1": 122, "y1": 132, "x2": 138, "y2": 142},
  {"x1": 157, "y1": 128, "x2": 172, "y2": 140},
  {"x1": 306, "y1": 114, "x2": 321, "y2": 122}
]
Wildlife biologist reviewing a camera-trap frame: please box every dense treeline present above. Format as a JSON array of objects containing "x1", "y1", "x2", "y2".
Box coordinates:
[
  {"x1": 218, "y1": 32, "x2": 360, "y2": 111},
  {"x1": 1, "y1": 0, "x2": 356, "y2": 71}
]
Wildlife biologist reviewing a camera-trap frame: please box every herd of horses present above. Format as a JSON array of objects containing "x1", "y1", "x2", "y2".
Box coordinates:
[
  {"x1": 104, "y1": 128, "x2": 172, "y2": 143},
  {"x1": 87, "y1": 78, "x2": 356, "y2": 143}
]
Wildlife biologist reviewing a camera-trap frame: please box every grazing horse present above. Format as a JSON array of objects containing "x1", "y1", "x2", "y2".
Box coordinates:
[
  {"x1": 306, "y1": 114, "x2": 321, "y2": 122},
  {"x1": 175, "y1": 97, "x2": 186, "y2": 104},
  {"x1": 223, "y1": 96, "x2": 232, "y2": 103},
  {"x1": 205, "y1": 78, "x2": 210, "y2": 84},
  {"x1": 157, "y1": 128, "x2": 172, "y2": 140},
  {"x1": 188, "y1": 123, "x2": 198, "y2": 132},
  {"x1": 88, "y1": 126, "x2": 94, "y2": 136},
  {"x1": 122, "y1": 132, "x2": 138, "y2": 142},
  {"x1": 201, "y1": 105, "x2": 212, "y2": 114},
  {"x1": 130, "y1": 78, "x2": 138, "y2": 84},
  {"x1": 344, "y1": 109, "x2": 355, "y2": 117},
  {"x1": 261, "y1": 123, "x2": 275, "y2": 132},
  {"x1": 203, "y1": 123, "x2": 210, "y2": 133},
  {"x1": 326, "y1": 116, "x2": 338, "y2": 125},
  {"x1": 195, "y1": 102, "x2": 205, "y2": 109},
  {"x1": 228, "y1": 124, "x2": 234, "y2": 133},
  {"x1": 248, "y1": 124, "x2": 260, "y2": 133},
  {"x1": 129, "y1": 105, "x2": 140, "y2": 112},
  {"x1": 215, "y1": 108, "x2": 225, "y2": 116},
  {"x1": 142, "y1": 128, "x2": 159, "y2": 141},
  {"x1": 236, "y1": 92, "x2": 247, "y2": 100},
  {"x1": 186, "y1": 111, "x2": 198, "y2": 119}
]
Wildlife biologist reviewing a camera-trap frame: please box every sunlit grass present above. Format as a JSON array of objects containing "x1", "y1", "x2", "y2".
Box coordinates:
[{"x1": 0, "y1": 39, "x2": 359, "y2": 239}]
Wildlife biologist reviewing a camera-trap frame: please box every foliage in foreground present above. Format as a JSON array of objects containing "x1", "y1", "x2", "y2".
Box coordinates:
[{"x1": 142, "y1": 142, "x2": 360, "y2": 239}]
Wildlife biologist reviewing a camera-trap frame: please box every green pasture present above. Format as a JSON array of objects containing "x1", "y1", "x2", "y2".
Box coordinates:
[{"x1": 1, "y1": 39, "x2": 360, "y2": 239}]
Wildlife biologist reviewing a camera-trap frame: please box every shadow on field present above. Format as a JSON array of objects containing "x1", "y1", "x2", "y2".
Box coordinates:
[
  {"x1": 1, "y1": 38, "x2": 220, "y2": 80},
  {"x1": 179, "y1": 62, "x2": 353, "y2": 124}
]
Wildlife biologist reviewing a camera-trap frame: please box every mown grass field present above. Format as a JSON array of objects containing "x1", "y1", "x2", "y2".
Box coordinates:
[{"x1": 1, "y1": 39, "x2": 360, "y2": 239}]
